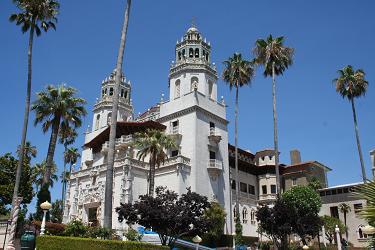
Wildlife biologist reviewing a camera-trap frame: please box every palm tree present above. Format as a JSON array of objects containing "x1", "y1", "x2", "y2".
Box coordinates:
[
  {"x1": 32, "y1": 84, "x2": 86, "y2": 186},
  {"x1": 8, "y1": 0, "x2": 59, "y2": 226},
  {"x1": 58, "y1": 125, "x2": 78, "y2": 204},
  {"x1": 62, "y1": 147, "x2": 80, "y2": 203},
  {"x1": 17, "y1": 141, "x2": 37, "y2": 163},
  {"x1": 104, "y1": 0, "x2": 132, "y2": 229},
  {"x1": 253, "y1": 35, "x2": 294, "y2": 195},
  {"x1": 356, "y1": 181, "x2": 375, "y2": 225},
  {"x1": 339, "y1": 203, "x2": 351, "y2": 239},
  {"x1": 333, "y1": 65, "x2": 369, "y2": 182},
  {"x1": 134, "y1": 129, "x2": 177, "y2": 196},
  {"x1": 222, "y1": 53, "x2": 254, "y2": 240},
  {"x1": 32, "y1": 161, "x2": 58, "y2": 192}
]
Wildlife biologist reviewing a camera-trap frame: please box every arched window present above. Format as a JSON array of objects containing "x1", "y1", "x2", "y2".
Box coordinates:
[
  {"x1": 195, "y1": 48, "x2": 199, "y2": 58},
  {"x1": 250, "y1": 209, "x2": 255, "y2": 222},
  {"x1": 233, "y1": 208, "x2": 237, "y2": 219},
  {"x1": 107, "y1": 113, "x2": 112, "y2": 124},
  {"x1": 178, "y1": 51, "x2": 181, "y2": 60},
  {"x1": 95, "y1": 114, "x2": 100, "y2": 130},
  {"x1": 191, "y1": 77, "x2": 198, "y2": 91},
  {"x1": 242, "y1": 207, "x2": 248, "y2": 223},
  {"x1": 182, "y1": 49, "x2": 185, "y2": 58},
  {"x1": 109, "y1": 87, "x2": 114, "y2": 96},
  {"x1": 174, "y1": 80, "x2": 180, "y2": 99},
  {"x1": 120, "y1": 89, "x2": 124, "y2": 97},
  {"x1": 104, "y1": 88, "x2": 108, "y2": 95},
  {"x1": 124, "y1": 91, "x2": 128, "y2": 99},
  {"x1": 189, "y1": 48, "x2": 194, "y2": 58},
  {"x1": 101, "y1": 89, "x2": 105, "y2": 97},
  {"x1": 206, "y1": 53, "x2": 209, "y2": 62}
]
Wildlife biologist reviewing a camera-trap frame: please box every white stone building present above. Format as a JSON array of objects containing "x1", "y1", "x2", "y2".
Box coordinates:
[{"x1": 63, "y1": 25, "x2": 374, "y2": 247}]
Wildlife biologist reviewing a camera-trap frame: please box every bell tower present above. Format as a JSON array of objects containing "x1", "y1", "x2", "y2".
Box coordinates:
[
  {"x1": 169, "y1": 25, "x2": 218, "y2": 101},
  {"x1": 92, "y1": 69, "x2": 133, "y2": 132}
]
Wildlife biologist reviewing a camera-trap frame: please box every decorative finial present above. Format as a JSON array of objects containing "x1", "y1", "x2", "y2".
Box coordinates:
[
  {"x1": 160, "y1": 93, "x2": 164, "y2": 103},
  {"x1": 191, "y1": 16, "x2": 196, "y2": 28}
]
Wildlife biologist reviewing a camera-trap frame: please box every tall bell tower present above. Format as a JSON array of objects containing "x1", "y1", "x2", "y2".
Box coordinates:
[
  {"x1": 158, "y1": 25, "x2": 231, "y2": 233},
  {"x1": 92, "y1": 69, "x2": 133, "y2": 133}
]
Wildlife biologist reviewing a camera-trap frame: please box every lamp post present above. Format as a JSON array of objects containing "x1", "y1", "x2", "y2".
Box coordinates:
[
  {"x1": 335, "y1": 225, "x2": 341, "y2": 250},
  {"x1": 40, "y1": 201, "x2": 52, "y2": 235},
  {"x1": 192, "y1": 235, "x2": 202, "y2": 250}
]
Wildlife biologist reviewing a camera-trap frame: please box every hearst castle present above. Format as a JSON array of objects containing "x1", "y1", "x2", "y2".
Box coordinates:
[{"x1": 63, "y1": 25, "x2": 375, "y2": 247}]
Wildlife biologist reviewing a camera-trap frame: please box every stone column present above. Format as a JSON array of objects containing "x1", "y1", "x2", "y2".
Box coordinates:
[{"x1": 6, "y1": 197, "x2": 23, "y2": 250}]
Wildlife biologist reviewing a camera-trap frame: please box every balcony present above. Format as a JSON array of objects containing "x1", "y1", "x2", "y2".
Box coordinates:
[
  {"x1": 208, "y1": 127, "x2": 221, "y2": 143},
  {"x1": 207, "y1": 159, "x2": 223, "y2": 176},
  {"x1": 116, "y1": 134, "x2": 134, "y2": 148},
  {"x1": 170, "y1": 126, "x2": 182, "y2": 140},
  {"x1": 258, "y1": 193, "x2": 277, "y2": 203}
]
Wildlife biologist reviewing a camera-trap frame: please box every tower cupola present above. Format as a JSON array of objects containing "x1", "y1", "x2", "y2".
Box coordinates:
[
  {"x1": 169, "y1": 25, "x2": 218, "y2": 101},
  {"x1": 92, "y1": 69, "x2": 133, "y2": 132}
]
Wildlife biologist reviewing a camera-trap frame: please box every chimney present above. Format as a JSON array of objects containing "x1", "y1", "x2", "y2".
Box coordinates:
[
  {"x1": 371, "y1": 149, "x2": 375, "y2": 179},
  {"x1": 290, "y1": 149, "x2": 301, "y2": 165}
]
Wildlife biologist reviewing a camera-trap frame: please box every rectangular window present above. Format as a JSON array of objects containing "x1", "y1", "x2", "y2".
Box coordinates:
[
  {"x1": 330, "y1": 206, "x2": 339, "y2": 218},
  {"x1": 231, "y1": 180, "x2": 236, "y2": 190},
  {"x1": 320, "y1": 191, "x2": 325, "y2": 196},
  {"x1": 354, "y1": 203, "x2": 363, "y2": 214},
  {"x1": 240, "y1": 182, "x2": 248, "y2": 193},
  {"x1": 210, "y1": 122, "x2": 215, "y2": 128},
  {"x1": 338, "y1": 189, "x2": 343, "y2": 194},
  {"x1": 209, "y1": 151, "x2": 216, "y2": 160},
  {"x1": 271, "y1": 185, "x2": 276, "y2": 194},
  {"x1": 292, "y1": 178, "x2": 297, "y2": 186},
  {"x1": 331, "y1": 189, "x2": 337, "y2": 195},
  {"x1": 248, "y1": 185, "x2": 255, "y2": 195},
  {"x1": 172, "y1": 120, "x2": 178, "y2": 128},
  {"x1": 171, "y1": 150, "x2": 179, "y2": 157},
  {"x1": 262, "y1": 185, "x2": 267, "y2": 195}
]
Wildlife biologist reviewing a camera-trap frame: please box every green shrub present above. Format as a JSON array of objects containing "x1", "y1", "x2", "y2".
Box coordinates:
[
  {"x1": 84, "y1": 226, "x2": 112, "y2": 239},
  {"x1": 124, "y1": 228, "x2": 143, "y2": 241},
  {"x1": 36, "y1": 235, "x2": 169, "y2": 250},
  {"x1": 63, "y1": 220, "x2": 87, "y2": 237}
]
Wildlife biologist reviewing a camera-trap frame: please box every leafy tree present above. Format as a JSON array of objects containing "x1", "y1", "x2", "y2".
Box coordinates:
[
  {"x1": 104, "y1": 0, "x2": 132, "y2": 229},
  {"x1": 253, "y1": 35, "x2": 294, "y2": 194},
  {"x1": 133, "y1": 129, "x2": 177, "y2": 196},
  {"x1": 116, "y1": 186, "x2": 211, "y2": 247},
  {"x1": 203, "y1": 202, "x2": 226, "y2": 246},
  {"x1": 32, "y1": 161, "x2": 58, "y2": 192},
  {"x1": 256, "y1": 199, "x2": 293, "y2": 249},
  {"x1": 35, "y1": 183, "x2": 51, "y2": 221},
  {"x1": 282, "y1": 186, "x2": 322, "y2": 244},
  {"x1": 0, "y1": 153, "x2": 34, "y2": 215},
  {"x1": 222, "y1": 53, "x2": 254, "y2": 241},
  {"x1": 339, "y1": 203, "x2": 351, "y2": 239},
  {"x1": 333, "y1": 65, "x2": 369, "y2": 182},
  {"x1": 308, "y1": 176, "x2": 323, "y2": 191},
  {"x1": 50, "y1": 199, "x2": 63, "y2": 223},
  {"x1": 9, "y1": 0, "x2": 59, "y2": 227},
  {"x1": 32, "y1": 84, "x2": 86, "y2": 186},
  {"x1": 17, "y1": 141, "x2": 37, "y2": 163},
  {"x1": 321, "y1": 215, "x2": 346, "y2": 244}
]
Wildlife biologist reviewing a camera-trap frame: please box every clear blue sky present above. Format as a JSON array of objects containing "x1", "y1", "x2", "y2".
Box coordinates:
[{"x1": 1, "y1": 1, "x2": 374, "y2": 211}]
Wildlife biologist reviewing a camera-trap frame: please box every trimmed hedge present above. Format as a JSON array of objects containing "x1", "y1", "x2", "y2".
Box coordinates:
[{"x1": 36, "y1": 235, "x2": 169, "y2": 250}]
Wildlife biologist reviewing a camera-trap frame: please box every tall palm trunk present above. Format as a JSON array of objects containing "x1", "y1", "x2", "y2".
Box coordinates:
[
  {"x1": 43, "y1": 119, "x2": 60, "y2": 186},
  {"x1": 343, "y1": 212, "x2": 348, "y2": 239},
  {"x1": 351, "y1": 98, "x2": 367, "y2": 182},
  {"x1": 234, "y1": 84, "x2": 240, "y2": 223},
  {"x1": 104, "y1": 0, "x2": 131, "y2": 229},
  {"x1": 11, "y1": 20, "x2": 35, "y2": 214},
  {"x1": 149, "y1": 154, "x2": 156, "y2": 196},
  {"x1": 272, "y1": 63, "x2": 281, "y2": 195},
  {"x1": 62, "y1": 145, "x2": 67, "y2": 207}
]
